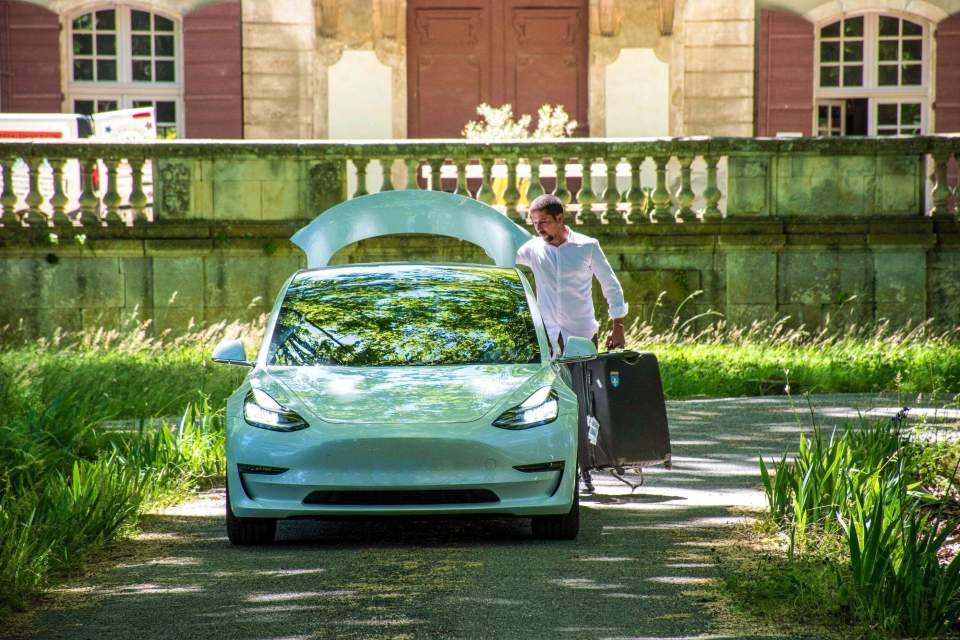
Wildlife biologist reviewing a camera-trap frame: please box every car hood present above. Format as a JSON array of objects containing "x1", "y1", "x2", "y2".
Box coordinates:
[{"x1": 258, "y1": 364, "x2": 550, "y2": 424}]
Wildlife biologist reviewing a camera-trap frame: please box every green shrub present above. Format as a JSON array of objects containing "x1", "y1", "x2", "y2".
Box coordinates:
[{"x1": 756, "y1": 415, "x2": 960, "y2": 637}]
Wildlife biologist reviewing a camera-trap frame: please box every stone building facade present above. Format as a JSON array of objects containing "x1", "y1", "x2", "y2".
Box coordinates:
[{"x1": 2, "y1": 0, "x2": 959, "y2": 140}]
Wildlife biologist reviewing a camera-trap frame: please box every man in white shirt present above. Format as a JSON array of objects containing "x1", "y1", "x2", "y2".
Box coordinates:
[
  {"x1": 516, "y1": 194, "x2": 628, "y2": 355},
  {"x1": 516, "y1": 194, "x2": 628, "y2": 493}
]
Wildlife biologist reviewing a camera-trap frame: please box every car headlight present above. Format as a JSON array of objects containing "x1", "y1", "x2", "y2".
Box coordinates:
[
  {"x1": 492, "y1": 386, "x2": 559, "y2": 430},
  {"x1": 243, "y1": 388, "x2": 308, "y2": 432}
]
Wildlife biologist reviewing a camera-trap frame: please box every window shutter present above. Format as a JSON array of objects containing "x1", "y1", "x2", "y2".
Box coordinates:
[
  {"x1": 183, "y1": 0, "x2": 242, "y2": 138},
  {"x1": 935, "y1": 12, "x2": 960, "y2": 132},
  {"x1": 0, "y1": 0, "x2": 61, "y2": 112},
  {"x1": 757, "y1": 9, "x2": 814, "y2": 136}
]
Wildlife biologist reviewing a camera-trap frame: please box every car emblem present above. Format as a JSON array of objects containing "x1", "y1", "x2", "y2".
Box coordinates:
[{"x1": 610, "y1": 371, "x2": 620, "y2": 388}]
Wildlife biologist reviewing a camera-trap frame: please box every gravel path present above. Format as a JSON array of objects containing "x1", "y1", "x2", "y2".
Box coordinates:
[{"x1": 10, "y1": 394, "x2": 959, "y2": 640}]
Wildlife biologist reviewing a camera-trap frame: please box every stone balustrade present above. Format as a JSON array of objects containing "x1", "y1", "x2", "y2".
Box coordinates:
[
  {"x1": 2, "y1": 136, "x2": 960, "y2": 337},
  {"x1": 0, "y1": 137, "x2": 957, "y2": 228}
]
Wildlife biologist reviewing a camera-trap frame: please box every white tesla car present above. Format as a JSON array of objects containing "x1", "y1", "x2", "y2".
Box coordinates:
[{"x1": 212, "y1": 191, "x2": 596, "y2": 544}]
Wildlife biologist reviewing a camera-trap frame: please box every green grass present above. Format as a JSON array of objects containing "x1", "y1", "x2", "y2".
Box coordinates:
[
  {"x1": 628, "y1": 318, "x2": 960, "y2": 399},
  {"x1": 0, "y1": 390, "x2": 226, "y2": 615},
  {"x1": 0, "y1": 318, "x2": 250, "y2": 616}
]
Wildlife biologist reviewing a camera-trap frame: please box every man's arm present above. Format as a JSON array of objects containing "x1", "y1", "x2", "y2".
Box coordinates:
[{"x1": 590, "y1": 242, "x2": 628, "y2": 349}]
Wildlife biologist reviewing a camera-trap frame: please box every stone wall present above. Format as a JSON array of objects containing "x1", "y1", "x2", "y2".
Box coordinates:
[{"x1": 2, "y1": 218, "x2": 957, "y2": 338}]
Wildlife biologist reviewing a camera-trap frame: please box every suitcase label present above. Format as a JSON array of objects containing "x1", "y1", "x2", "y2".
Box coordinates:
[{"x1": 609, "y1": 371, "x2": 620, "y2": 388}]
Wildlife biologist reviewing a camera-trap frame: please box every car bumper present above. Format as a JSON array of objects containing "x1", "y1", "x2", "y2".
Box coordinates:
[{"x1": 226, "y1": 414, "x2": 578, "y2": 519}]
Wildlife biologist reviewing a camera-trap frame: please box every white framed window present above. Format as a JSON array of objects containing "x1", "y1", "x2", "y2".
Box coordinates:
[
  {"x1": 876, "y1": 101, "x2": 923, "y2": 135},
  {"x1": 814, "y1": 12, "x2": 930, "y2": 135},
  {"x1": 66, "y1": 6, "x2": 182, "y2": 137},
  {"x1": 817, "y1": 100, "x2": 846, "y2": 136}
]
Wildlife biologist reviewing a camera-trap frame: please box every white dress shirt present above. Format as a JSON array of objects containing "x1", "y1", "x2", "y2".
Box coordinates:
[{"x1": 516, "y1": 227, "x2": 628, "y2": 351}]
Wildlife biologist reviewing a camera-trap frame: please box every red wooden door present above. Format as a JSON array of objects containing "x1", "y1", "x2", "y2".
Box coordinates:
[
  {"x1": 504, "y1": 0, "x2": 587, "y2": 136},
  {"x1": 407, "y1": 0, "x2": 587, "y2": 138}
]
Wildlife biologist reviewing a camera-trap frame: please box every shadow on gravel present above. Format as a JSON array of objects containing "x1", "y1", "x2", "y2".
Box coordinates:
[{"x1": 26, "y1": 500, "x2": 741, "y2": 640}]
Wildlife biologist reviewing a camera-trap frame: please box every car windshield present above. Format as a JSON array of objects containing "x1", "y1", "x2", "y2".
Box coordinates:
[{"x1": 267, "y1": 265, "x2": 541, "y2": 366}]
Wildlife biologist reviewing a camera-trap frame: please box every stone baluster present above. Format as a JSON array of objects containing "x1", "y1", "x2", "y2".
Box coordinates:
[
  {"x1": 379, "y1": 158, "x2": 395, "y2": 191},
  {"x1": 49, "y1": 157, "x2": 71, "y2": 226},
  {"x1": 503, "y1": 158, "x2": 522, "y2": 222},
  {"x1": 626, "y1": 156, "x2": 646, "y2": 223},
  {"x1": 651, "y1": 156, "x2": 673, "y2": 223},
  {"x1": 0, "y1": 159, "x2": 17, "y2": 224},
  {"x1": 428, "y1": 159, "x2": 442, "y2": 191},
  {"x1": 405, "y1": 158, "x2": 420, "y2": 189},
  {"x1": 102, "y1": 158, "x2": 123, "y2": 224},
  {"x1": 79, "y1": 159, "x2": 101, "y2": 226},
  {"x1": 603, "y1": 158, "x2": 622, "y2": 224},
  {"x1": 128, "y1": 158, "x2": 148, "y2": 223},
  {"x1": 675, "y1": 156, "x2": 695, "y2": 223},
  {"x1": 476, "y1": 158, "x2": 496, "y2": 205},
  {"x1": 455, "y1": 158, "x2": 470, "y2": 197},
  {"x1": 526, "y1": 158, "x2": 544, "y2": 205},
  {"x1": 23, "y1": 157, "x2": 46, "y2": 226},
  {"x1": 702, "y1": 155, "x2": 722, "y2": 221},
  {"x1": 576, "y1": 159, "x2": 597, "y2": 224},
  {"x1": 931, "y1": 153, "x2": 952, "y2": 218},
  {"x1": 354, "y1": 159, "x2": 369, "y2": 197},
  {"x1": 554, "y1": 157, "x2": 571, "y2": 206}
]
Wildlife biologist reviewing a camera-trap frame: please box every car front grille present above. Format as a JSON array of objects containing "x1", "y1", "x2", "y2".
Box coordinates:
[{"x1": 302, "y1": 489, "x2": 500, "y2": 506}]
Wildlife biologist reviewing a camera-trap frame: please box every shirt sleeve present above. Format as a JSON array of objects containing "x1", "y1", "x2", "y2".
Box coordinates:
[
  {"x1": 590, "y1": 241, "x2": 629, "y2": 319},
  {"x1": 515, "y1": 241, "x2": 532, "y2": 267}
]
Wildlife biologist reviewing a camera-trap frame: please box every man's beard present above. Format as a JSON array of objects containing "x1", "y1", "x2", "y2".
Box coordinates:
[{"x1": 540, "y1": 232, "x2": 554, "y2": 242}]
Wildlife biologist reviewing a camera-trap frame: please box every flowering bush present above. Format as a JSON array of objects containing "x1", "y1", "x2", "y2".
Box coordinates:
[{"x1": 462, "y1": 103, "x2": 577, "y2": 140}]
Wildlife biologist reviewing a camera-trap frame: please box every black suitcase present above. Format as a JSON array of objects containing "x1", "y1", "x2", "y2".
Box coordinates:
[{"x1": 568, "y1": 351, "x2": 672, "y2": 471}]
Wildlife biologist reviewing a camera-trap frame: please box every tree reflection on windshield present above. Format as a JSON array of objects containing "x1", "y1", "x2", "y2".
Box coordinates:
[{"x1": 268, "y1": 265, "x2": 540, "y2": 366}]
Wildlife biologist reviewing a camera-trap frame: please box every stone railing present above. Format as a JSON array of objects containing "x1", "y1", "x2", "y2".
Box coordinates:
[{"x1": 0, "y1": 137, "x2": 958, "y2": 228}]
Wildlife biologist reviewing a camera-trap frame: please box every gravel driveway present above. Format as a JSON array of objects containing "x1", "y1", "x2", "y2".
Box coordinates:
[{"x1": 11, "y1": 393, "x2": 958, "y2": 640}]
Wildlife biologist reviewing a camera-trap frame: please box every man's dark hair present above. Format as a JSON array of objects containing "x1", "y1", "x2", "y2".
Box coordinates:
[{"x1": 528, "y1": 194, "x2": 564, "y2": 217}]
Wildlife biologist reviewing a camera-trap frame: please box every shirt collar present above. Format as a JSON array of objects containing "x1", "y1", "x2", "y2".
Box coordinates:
[{"x1": 543, "y1": 226, "x2": 577, "y2": 249}]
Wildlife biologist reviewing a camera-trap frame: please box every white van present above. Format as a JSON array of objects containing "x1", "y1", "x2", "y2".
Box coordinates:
[
  {"x1": 0, "y1": 107, "x2": 156, "y2": 140},
  {"x1": 0, "y1": 108, "x2": 156, "y2": 221}
]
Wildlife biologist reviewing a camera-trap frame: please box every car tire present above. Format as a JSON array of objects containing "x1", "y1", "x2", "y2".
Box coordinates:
[
  {"x1": 225, "y1": 481, "x2": 277, "y2": 546},
  {"x1": 531, "y1": 490, "x2": 579, "y2": 540}
]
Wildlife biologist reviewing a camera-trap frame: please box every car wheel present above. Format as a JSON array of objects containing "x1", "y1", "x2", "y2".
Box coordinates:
[
  {"x1": 225, "y1": 480, "x2": 277, "y2": 546},
  {"x1": 531, "y1": 490, "x2": 579, "y2": 540}
]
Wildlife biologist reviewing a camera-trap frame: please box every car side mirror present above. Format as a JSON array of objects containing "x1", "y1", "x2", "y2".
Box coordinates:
[
  {"x1": 212, "y1": 338, "x2": 252, "y2": 367},
  {"x1": 556, "y1": 336, "x2": 598, "y2": 363}
]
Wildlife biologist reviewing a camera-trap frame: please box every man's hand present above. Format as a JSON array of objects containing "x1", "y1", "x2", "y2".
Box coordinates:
[{"x1": 606, "y1": 318, "x2": 626, "y2": 350}]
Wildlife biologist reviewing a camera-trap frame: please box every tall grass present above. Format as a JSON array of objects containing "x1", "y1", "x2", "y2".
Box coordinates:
[
  {"x1": 0, "y1": 399, "x2": 226, "y2": 614},
  {"x1": 0, "y1": 316, "x2": 255, "y2": 420},
  {"x1": 626, "y1": 314, "x2": 960, "y2": 398},
  {"x1": 759, "y1": 418, "x2": 960, "y2": 637},
  {"x1": 4, "y1": 311, "x2": 960, "y2": 411}
]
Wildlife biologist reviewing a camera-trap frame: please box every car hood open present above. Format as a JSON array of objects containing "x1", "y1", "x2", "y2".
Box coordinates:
[{"x1": 260, "y1": 364, "x2": 549, "y2": 424}]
